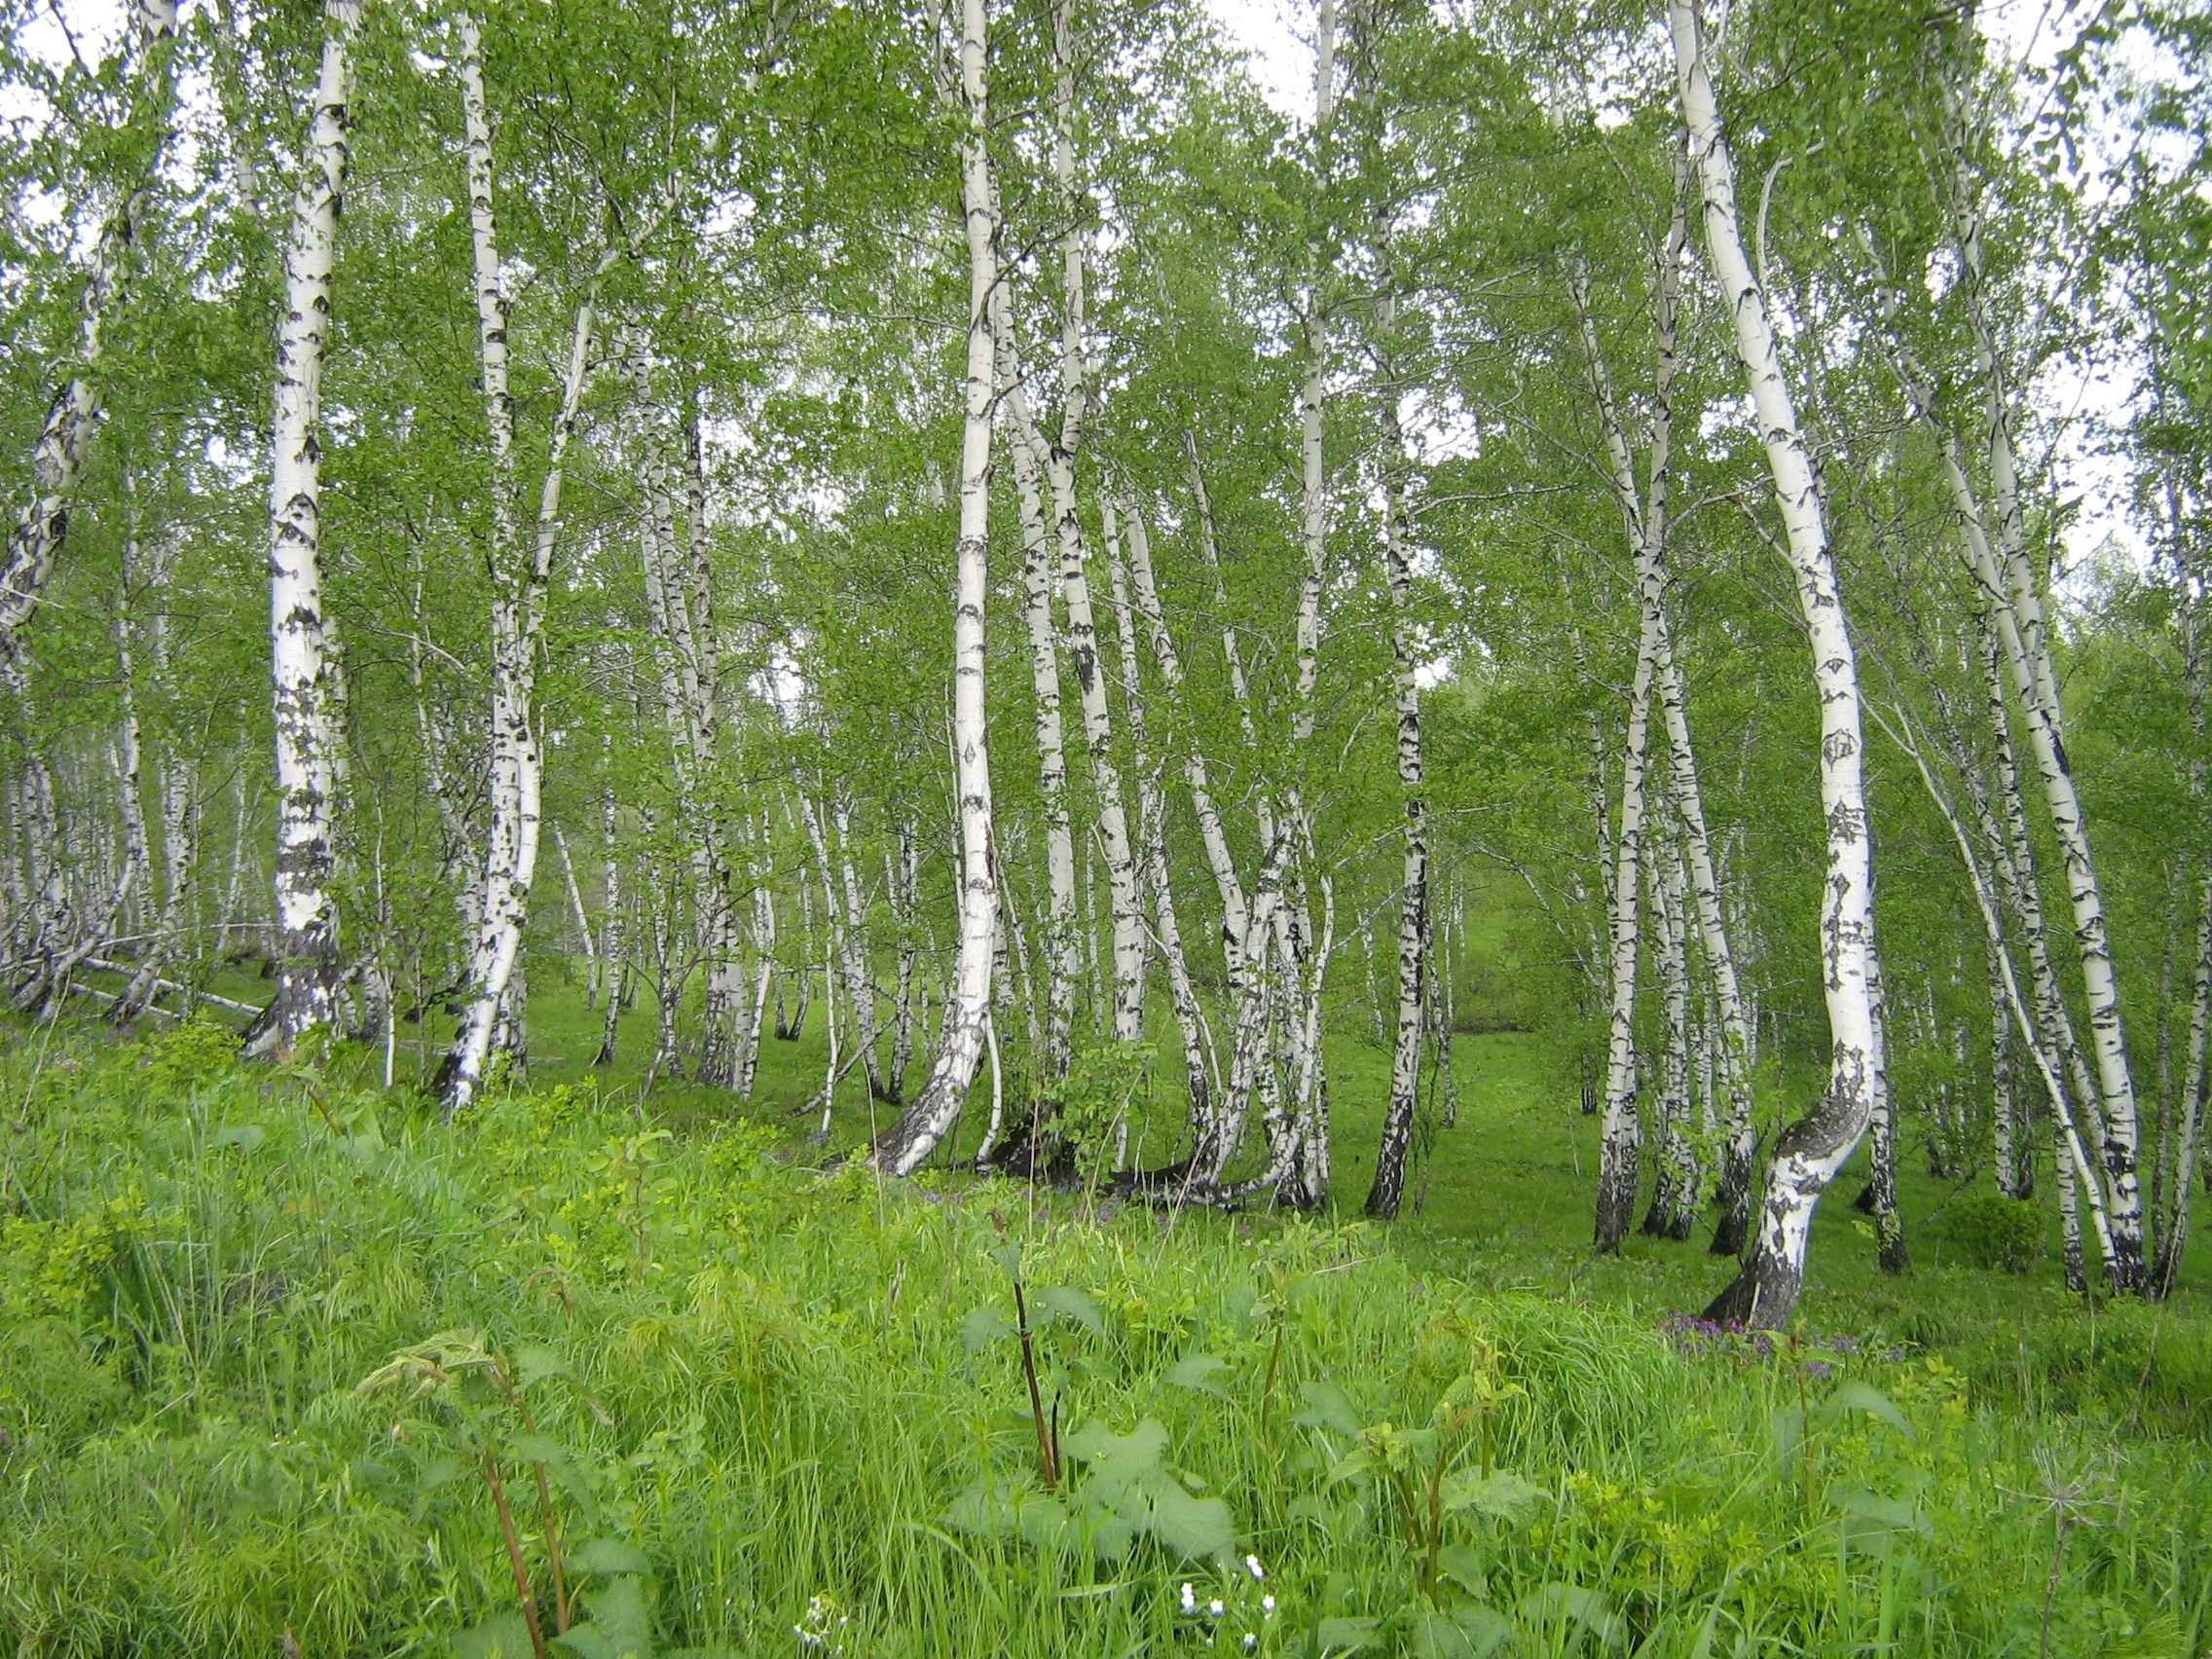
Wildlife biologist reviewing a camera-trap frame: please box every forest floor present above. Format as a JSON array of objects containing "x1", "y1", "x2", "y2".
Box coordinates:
[{"x1": 8, "y1": 951, "x2": 2208, "y2": 1655}]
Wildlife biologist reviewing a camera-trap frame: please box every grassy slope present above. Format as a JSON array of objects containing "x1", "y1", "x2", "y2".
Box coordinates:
[{"x1": 10, "y1": 929, "x2": 2208, "y2": 1656}]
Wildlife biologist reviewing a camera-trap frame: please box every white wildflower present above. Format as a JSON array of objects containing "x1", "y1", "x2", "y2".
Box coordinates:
[
  {"x1": 1261, "y1": 1594, "x2": 1276, "y2": 1615},
  {"x1": 1242, "y1": 1635, "x2": 1258, "y2": 1655},
  {"x1": 1180, "y1": 1582, "x2": 1198, "y2": 1613},
  {"x1": 1209, "y1": 1598, "x2": 1227, "y2": 1618},
  {"x1": 1244, "y1": 1554, "x2": 1266, "y2": 1581},
  {"x1": 793, "y1": 1594, "x2": 846, "y2": 1654}
]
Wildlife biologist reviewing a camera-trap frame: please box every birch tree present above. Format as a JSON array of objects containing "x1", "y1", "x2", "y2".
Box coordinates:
[
  {"x1": 869, "y1": 0, "x2": 1000, "y2": 1175},
  {"x1": 260, "y1": 0, "x2": 362, "y2": 1052},
  {"x1": 1670, "y1": 0, "x2": 1884, "y2": 1329}
]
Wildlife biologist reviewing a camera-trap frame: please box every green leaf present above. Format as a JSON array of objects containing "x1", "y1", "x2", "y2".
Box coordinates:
[
  {"x1": 1407, "y1": 1605, "x2": 1510, "y2": 1659},
  {"x1": 509, "y1": 1433, "x2": 571, "y2": 1471},
  {"x1": 1295, "y1": 1380, "x2": 1362, "y2": 1438},
  {"x1": 1516, "y1": 1584, "x2": 1623, "y2": 1648},
  {"x1": 514, "y1": 1346, "x2": 570, "y2": 1391},
  {"x1": 1033, "y1": 1285, "x2": 1104, "y2": 1335},
  {"x1": 1435, "y1": 1543, "x2": 1488, "y2": 1599},
  {"x1": 1132, "y1": 1475, "x2": 1235, "y2": 1559},
  {"x1": 1769, "y1": 1404, "x2": 1805, "y2": 1475},
  {"x1": 419, "y1": 1456, "x2": 464, "y2": 1493},
  {"x1": 1313, "y1": 1616, "x2": 1383, "y2": 1653},
  {"x1": 946, "y1": 1477, "x2": 1084, "y2": 1555},
  {"x1": 1162, "y1": 1353, "x2": 1231, "y2": 1398},
  {"x1": 556, "y1": 1572, "x2": 653, "y2": 1659},
  {"x1": 1820, "y1": 1381, "x2": 1911, "y2": 1439},
  {"x1": 1323, "y1": 1446, "x2": 1378, "y2": 1489},
  {"x1": 989, "y1": 1243, "x2": 1023, "y2": 1279},
  {"x1": 453, "y1": 1613, "x2": 536, "y2": 1659},
  {"x1": 1439, "y1": 1470, "x2": 1545, "y2": 1521},
  {"x1": 960, "y1": 1306, "x2": 1014, "y2": 1354},
  {"x1": 570, "y1": 1538, "x2": 653, "y2": 1577},
  {"x1": 1829, "y1": 1486, "x2": 1928, "y2": 1536},
  {"x1": 211, "y1": 1123, "x2": 264, "y2": 1154},
  {"x1": 1060, "y1": 1418, "x2": 1168, "y2": 1473}
]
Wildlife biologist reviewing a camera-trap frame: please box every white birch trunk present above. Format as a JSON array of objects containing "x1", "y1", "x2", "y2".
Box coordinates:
[
  {"x1": 1989, "y1": 935, "x2": 2027, "y2": 1198},
  {"x1": 1884, "y1": 700, "x2": 2119, "y2": 1280},
  {"x1": 831, "y1": 793, "x2": 889, "y2": 1100},
  {"x1": 263, "y1": 0, "x2": 360, "y2": 1051},
  {"x1": 1361, "y1": 156, "x2": 1430, "y2": 1217},
  {"x1": 1013, "y1": 0, "x2": 1146, "y2": 1054},
  {"x1": 0, "y1": 0, "x2": 180, "y2": 670},
  {"x1": 1641, "y1": 818, "x2": 1699, "y2": 1240},
  {"x1": 996, "y1": 310, "x2": 1079, "y2": 1081},
  {"x1": 1672, "y1": 0, "x2": 1882, "y2": 1327},
  {"x1": 1124, "y1": 491, "x2": 1247, "y2": 1166},
  {"x1": 439, "y1": 73, "x2": 631, "y2": 1108},
  {"x1": 1102, "y1": 498, "x2": 1217, "y2": 1134},
  {"x1": 870, "y1": 0, "x2": 999, "y2": 1173},
  {"x1": 1595, "y1": 617, "x2": 1659, "y2": 1252},
  {"x1": 1889, "y1": 75, "x2": 2151, "y2": 1288}
]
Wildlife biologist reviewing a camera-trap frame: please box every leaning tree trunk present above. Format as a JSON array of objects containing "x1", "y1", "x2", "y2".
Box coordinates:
[
  {"x1": 1863, "y1": 948, "x2": 1906, "y2": 1275},
  {"x1": 1124, "y1": 484, "x2": 1250, "y2": 1168},
  {"x1": 1269, "y1": 0, "x2": 1337, "y2": 1212},
  {"x1": 1033, "y1": 0, "x2": 1145, "y2": 1051},
  {"x1": 1102, "y1": 498, "x2": 1217, "y2": 1132},
  {"x1": 1936, "y1": 62, "x2": 2147, "y2": 1290},
  {"x1": 1673, "y1": 0, "x2": 1883, "y2": 1330},
  {"x1": 117, "y1": 522, "x2": 199, "y2": 1021},
  {"x1": 1593, "y1": 604, "x2": 1660, "y2": 1253},
  {"x1": 1566, "y1": 226, "x2": 1698, "y2": 1253},
  {"x1": 870, "y1": 0, "x2": 999, "y2": 1174},
  {"x1": 439, "y1": 55, "x2": 642, "y2": 1110},
  {"x1": 1887, "y1": 699, "x2": 2119, "y2": 1283},
  {"x1": 260, "y1": 0, "x2": 360, "y2": 1053},
  {"x1": 6, "y1": 0, "x2": 181, "y2": 1011},
  {"x1": 1989, "y1": 934, "x2": 2029, "y2": 1198},
  {"x1": 0, "y1": 0, "x2": 180, "y2": 668},
  {"x1": 995, "y1": 303, "x2": 1079, "y2": 1084}
]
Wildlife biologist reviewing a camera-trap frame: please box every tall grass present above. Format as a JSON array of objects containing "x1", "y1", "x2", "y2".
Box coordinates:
[{"x1": 3, "y1": 1022, "x2": 2207, "y2": 1656}]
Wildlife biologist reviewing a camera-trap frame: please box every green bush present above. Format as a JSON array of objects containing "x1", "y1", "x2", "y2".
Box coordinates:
[{"x1": 1936, "y1": 1193, "x2": 2043, "y2": 1272}]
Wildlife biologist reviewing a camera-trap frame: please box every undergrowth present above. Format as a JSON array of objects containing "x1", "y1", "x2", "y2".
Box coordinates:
[{"x1": 1, "y1": 1022, "x2": 2207, "y2": 1656}]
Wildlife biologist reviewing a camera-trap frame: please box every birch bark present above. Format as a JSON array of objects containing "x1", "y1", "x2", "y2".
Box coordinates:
[
  {"x1": 1930, "y1": 57, "x2": 2148, "y2": 1290},
  {"x1": 1361, "y1": 209, "x2": 1431, "y2": 1218},
  {"x1": 996, "y1": 308, "x2": 1079, "y2": 1083},
  {"x1": 1124, "y1": 489, "x2": 1247, "y2": 1166},
  {"x1": 1042, "y1": 0, "x2": 1146, "y2": 1046},
  {"x1": 870, "y1": 0, "x2": 999, "y2": 1173},
  {"x1": 0, "y1": 0, "x2": 181, "y2": 671},
  {"x1": 1672, "y1": 0, "x2": 1882, "y2": 1327},
  {"x1": 264, "y1": 0, "x2": 361, "y2": 1051},
  {"x1": 1102, "y1": 497, "x2": 1216, "y2": 1130},
  {"x1": 439, "y1": 55, "x2": 638, "y2": 1109}
]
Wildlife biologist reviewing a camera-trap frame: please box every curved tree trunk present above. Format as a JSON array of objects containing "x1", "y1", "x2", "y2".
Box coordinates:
[
  {"x1": 1673, "y1": 0, "x2": 1883, "y2": 1330},
  {"x1": 1102, "y1": 498, "x2": 1216, "y2": 1134}
]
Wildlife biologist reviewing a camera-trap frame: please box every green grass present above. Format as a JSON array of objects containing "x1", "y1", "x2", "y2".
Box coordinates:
[{"x1": 4, "y1": 986, "x2": 2211, "y2": 1656}]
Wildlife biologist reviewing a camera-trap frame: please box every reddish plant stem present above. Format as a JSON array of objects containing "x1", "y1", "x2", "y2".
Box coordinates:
[{"x1": 483, "y1": 1448, "x2": 549, "y2": 1659}]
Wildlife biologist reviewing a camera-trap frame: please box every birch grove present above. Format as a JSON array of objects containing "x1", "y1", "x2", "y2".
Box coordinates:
[{"x1": 0, "y1": 0, "x2": 2201, "y2": 1323}]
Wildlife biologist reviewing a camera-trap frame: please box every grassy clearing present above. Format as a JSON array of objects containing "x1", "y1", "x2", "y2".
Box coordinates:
[{"x1": 4, "y1": 1010, "x2": 2210, "y2": 1656}]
